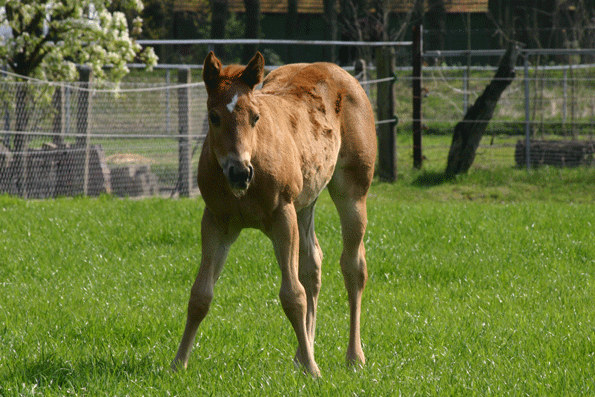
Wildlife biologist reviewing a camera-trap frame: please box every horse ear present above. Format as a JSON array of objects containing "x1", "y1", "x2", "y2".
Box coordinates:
[
  {"x1": 203, "y1": 51, "x2": 222, "y2": 88},
  {"x1": 241, "y1": 52, "x2": 265, "y2": 90}
]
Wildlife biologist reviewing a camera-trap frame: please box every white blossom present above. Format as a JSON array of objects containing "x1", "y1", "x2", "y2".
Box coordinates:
[{"x1": 0, "y1": 0, "x2": 158, "y2": 83}]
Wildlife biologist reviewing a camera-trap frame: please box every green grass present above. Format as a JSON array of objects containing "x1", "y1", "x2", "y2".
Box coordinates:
[{"x1": 0, "y1": 167, "x2": 593, "y2": 395}]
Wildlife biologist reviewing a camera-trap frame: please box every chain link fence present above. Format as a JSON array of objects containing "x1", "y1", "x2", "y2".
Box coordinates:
[
  {"x1": 1, "y1": 72, "x2": 208, "y2": 198},
  {"x1": 393, "y1": 50, "x2": 594, "y2": 171}
]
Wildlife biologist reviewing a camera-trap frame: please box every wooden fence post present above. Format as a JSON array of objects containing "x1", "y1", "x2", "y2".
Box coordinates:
[
  {"x1": 52, "y1": 85, "x2": 66, "y2": 146},
  {"x1": 178, "y1": 68, "x2": 192, "y2": 197},
  {"x1": 76, "y1": 67, "x2": 92, "y2": 196},
  {"x1": 1, "y1": 66, "x2": 9, "y2": 148},
  {"x1": 412, "y1": 24, "x2": 423, "y2": 169},
  {"x1": 13, "y1": 83, "x2": 29, "y2": 197},
  {"x1": 375, "y1": 46, "x2": 397, "y2": 182}
]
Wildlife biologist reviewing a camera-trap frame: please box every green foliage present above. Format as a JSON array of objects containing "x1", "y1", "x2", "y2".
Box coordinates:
[
  {"x1": 0, "y1": 168, "x2": 593, "y2": 394},
  {"x1": 0, "y1": 0, "x2": 157, "y2": 82}
]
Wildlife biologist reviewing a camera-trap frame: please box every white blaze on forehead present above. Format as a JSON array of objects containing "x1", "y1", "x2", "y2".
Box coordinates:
[{"x1": 226, "y1": 93, "x2": 239, "y2": 113}]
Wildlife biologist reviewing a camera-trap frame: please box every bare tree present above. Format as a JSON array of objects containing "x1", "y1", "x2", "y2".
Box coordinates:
[
  {"x1": 211, "y1": 0, "x2": 229, "y2": 56},
  {"x1": 323, "y1": 0, "x2": 339, "y2": 62},
  {"x1": 286, "y1": 0, "x2": 298, "y2": 62},
  {"x1": 446, "y1": 44, "x2": 520, "y2": 175},
  {"x1": 488, "y1": 1, "x2": 593, "y2": 137},
  {"x1": 338, "y1": 0, "x2": 391, "y2": 61},
  {"x1": 488, "y1": 0, "x2": 593, "y2": 55},
  {"x1": 425, "y1": 0, "x2": 446, "y2": 64},
  {"x1": 242, "y1": 0, "x2": 261, "y2": 62}
]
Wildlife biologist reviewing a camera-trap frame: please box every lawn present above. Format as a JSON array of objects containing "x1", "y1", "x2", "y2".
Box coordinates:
[{"x1": 0, "y1": 166, "x2": 593, "y2": 395}]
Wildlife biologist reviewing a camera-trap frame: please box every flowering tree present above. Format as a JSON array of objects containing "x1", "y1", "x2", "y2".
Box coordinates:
[
  {"x1": 0, "y1": 0, "x2": 157, "y2": 196},
  {"x1": 0, "y1": 0, "x2": 157, "y2": 81}
]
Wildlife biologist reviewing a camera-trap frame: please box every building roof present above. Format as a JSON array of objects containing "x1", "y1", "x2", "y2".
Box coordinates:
[
  {"x1": 174, "y1": 0, "x2": 489, "y2": 14},
  {"x1": 226, "y1": 0, "x2": 489, "y2": 14},
  {"x1": 174, "y1": 0, "x2": 209, "y2": 13},
  {"x1": 229, "y1": 0, "x2": 321, "y2": 14}
]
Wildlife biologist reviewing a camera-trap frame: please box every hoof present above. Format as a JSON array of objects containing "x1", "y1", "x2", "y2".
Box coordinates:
[
  {"x1": 307, "y1": 363, "x2": 322, "y2": 379},
  {"x1": 346, "y1": 351, "x2": 366, "y2": 368},
  {"x1": 170, "y1": 359, "x2": 187, "y2": 372},
  {"x1": 293, "y1": 354, "x2": 321, "y2": 378}
]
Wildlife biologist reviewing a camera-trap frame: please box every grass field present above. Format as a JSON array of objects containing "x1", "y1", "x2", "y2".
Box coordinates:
[{"x1": 0, "y1": 166, "x2": 593, "y2": 395}]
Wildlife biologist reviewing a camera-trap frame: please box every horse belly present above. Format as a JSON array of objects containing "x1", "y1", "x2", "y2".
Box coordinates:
[{"x1": 294, "y1": 133, "x2": 340, "y2": 210}]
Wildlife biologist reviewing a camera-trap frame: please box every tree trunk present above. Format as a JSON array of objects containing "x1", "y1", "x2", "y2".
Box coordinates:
[
  {"x1": 426, "y1": 0, "x2": 446, "y2": 64},
  {"x1": 210, "y1": 0, "x2": 228, "y2": 57},
  {"x1": 445, "y1": 44, "x2": 520, "y2": 175},
  {"x1": 242, "y1": 0, "x2": 261, "y2": 63},
  {"x1": 323, "y1": 0, "x2": 337, "y2": 62},
  {"x1": 285, "y1": 0, "x2": 298, "y2": 63}
]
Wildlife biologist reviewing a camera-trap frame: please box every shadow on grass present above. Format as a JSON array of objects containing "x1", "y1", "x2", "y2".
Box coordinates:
[
  {"x1": 412, "y1": 171, "x2": 456, "y2": 187},
  {"x1": 2, "y1": 351, "x2": 161, "y2": 392}
]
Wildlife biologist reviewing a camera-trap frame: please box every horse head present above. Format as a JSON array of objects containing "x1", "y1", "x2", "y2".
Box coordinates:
[{"x1": 202, "y1": 51, "x2": 265, "y2": 198}]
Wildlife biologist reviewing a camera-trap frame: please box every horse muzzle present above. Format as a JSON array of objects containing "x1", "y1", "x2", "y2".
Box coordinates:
[{"x1": 223, "y1": 159, "x2": 254, "y2": 196}]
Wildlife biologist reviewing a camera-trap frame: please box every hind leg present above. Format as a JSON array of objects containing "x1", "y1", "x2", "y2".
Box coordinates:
[
  {"x1": 294, "y1": 203, "x2": 323, "y2": 364},
  {"x1": 328, "y1": 172, "x2": 372, "y2": 366}
]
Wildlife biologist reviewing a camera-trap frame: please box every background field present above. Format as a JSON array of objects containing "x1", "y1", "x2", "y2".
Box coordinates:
[{"x1": 0, "y1": 166, "x2": 593, "y2": 395}]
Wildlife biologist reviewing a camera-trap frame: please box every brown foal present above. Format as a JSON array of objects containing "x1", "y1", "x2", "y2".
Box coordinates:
[{"x1": 171, "y1": 52, "x2": 377, "y2": 377}]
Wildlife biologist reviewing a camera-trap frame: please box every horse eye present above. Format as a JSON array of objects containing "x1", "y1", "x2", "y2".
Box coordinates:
[
  {"x1": 251, "y1": 113, "x2": 260, "y2": 127},
  {"x1": 209, "y1": 111, "x2": 220, "y2": 126}
]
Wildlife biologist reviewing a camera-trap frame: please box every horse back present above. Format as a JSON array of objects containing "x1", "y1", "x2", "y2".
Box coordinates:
[
  {"x1": 262, "y1": 62, "x2": 376, "y2": 153},
  {"x1": 261, "y1": 62, "x2": 377, "y2": 198}
]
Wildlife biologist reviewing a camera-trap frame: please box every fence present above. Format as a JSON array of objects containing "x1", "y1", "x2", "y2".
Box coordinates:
[
  {"x1": 0, "y1": 70, "x2": 208, "y2": 198},
  {"x1": 0, "y1": 40, "x2": 593, "y2": 199},
  {"x1": 400, "y1": 48, "x2": 594, "y2": 171}
]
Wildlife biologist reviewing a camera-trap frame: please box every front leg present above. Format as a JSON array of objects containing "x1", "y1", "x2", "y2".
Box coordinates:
[
  {"x1": 269, "y1": 202, "x2": 320, "y2": 377},
  {"x1": 172, "y1": 208, "x2": 239, "y2": 370}
]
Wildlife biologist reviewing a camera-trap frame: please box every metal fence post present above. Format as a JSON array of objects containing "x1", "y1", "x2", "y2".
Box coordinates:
[
  {"x1": 523, "y1": 54, "x2": 531, "y2": 171},
  {"x1": 562, "y1": 67, "x2": 567, "y2": 126},
  {"x1": 569, "y1": 62, "x2": 576, "y2": 137},
  {"x1": 65, "y1": 85, "x2": 71, "y2": 138},
  {"x1": 166, "y1": 69, "x2": 171, "y2": 135},
  {"x1": 178, "y1": 68, "x2": 192, "y2": 197},
  {"x1": 463, "y1": 68, "x2": 469, "y2": 113},
  {"x1": 412, "y1": 24, "x2": 423, "y2": 169}
]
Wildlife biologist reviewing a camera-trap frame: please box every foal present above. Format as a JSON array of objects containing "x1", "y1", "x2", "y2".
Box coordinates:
[{"x1": 172, "y1": 52, "x2": 377, "y2": 376}]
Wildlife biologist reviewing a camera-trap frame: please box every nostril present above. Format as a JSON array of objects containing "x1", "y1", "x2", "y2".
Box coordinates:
[
  {"x1": 227, "y1": 163, "x2": 251, "y2": 185},
  {"x1": 247, "y1": 165, "x2": 254, "y2": 182}
]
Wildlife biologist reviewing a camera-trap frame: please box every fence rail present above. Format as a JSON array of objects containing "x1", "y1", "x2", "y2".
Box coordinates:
[{"x1": 138, "y1": 38, "x2": 412, "y2": 47}]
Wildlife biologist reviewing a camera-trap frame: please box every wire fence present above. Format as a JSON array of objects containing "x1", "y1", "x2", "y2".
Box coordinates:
[
  {"x1": 0, "y1": 75, "x2": 208, "y2": 198},
  {"x1": 398, "y1": 51, "x2": 594, "y2": 170},
  {"x1": 0, "y1": 45, "x2": 593, "y2": 199}
]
